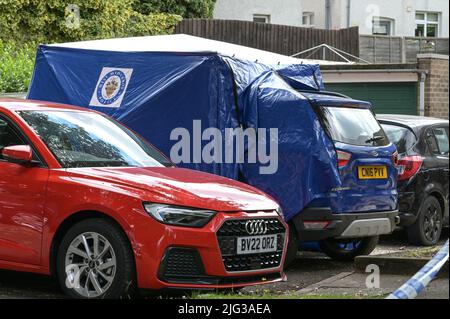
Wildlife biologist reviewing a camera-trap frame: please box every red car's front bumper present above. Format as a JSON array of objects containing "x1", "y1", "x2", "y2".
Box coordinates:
[{"x1": 131, "y1": 210, "x2": 288, "y2": 290}]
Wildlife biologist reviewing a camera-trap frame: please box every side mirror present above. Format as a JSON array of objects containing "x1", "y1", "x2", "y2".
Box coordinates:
[{"x1": 1, "y1": 145, "x2": 33, "y2": 164}]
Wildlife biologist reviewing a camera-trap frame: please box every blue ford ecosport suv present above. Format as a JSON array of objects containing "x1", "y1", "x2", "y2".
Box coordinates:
[{"x1": 286, "y1": 92, "x2": 399, "y2": 263}]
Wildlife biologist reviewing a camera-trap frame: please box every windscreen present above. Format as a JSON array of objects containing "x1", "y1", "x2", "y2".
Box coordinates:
[
  {"x1": 320, "y1": 107, "x2": 390, "y2": 147},
  {"x1": 19, "y1": 110, "x2": 172, "y2": 168},
  {"x1": 381, "y1": 123, "x2": 417, "y2": 154}
]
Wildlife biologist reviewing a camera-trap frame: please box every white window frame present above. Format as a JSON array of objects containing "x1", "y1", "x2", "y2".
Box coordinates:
[
  {"x1": 253, "y1": 14, "x2": 270, "y2": 24},
  {"x1": 302, "y1": 12, "x2": 315, "y2": 27},
  {"x1": 415, "y1": 11, "x2": 440, "y2": 37},
  {"x1": 372, "y1": 17, "x2": 395, "y2": 36}
]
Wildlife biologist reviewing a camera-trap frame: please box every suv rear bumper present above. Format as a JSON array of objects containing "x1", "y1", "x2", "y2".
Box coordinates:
[{"x1": 291, "y1": 207, "x2": 399, "y2": 241}]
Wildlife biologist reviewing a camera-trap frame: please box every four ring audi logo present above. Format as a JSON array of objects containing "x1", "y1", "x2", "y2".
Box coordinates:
[{"x1": 245, "y1": 219, "x2": 268, "y2": 235}]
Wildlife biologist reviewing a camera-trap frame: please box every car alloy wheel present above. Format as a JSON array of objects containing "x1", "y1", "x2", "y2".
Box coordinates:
[
  {"x1": 407, "y1": 196, "x2": 443, "y2": 246},
  {"x1": 65, "y1": 232, "x2": 117, "y2": 298},
  {"x1": 423, "y1": 203, "x2": 442, "y2": 244}
]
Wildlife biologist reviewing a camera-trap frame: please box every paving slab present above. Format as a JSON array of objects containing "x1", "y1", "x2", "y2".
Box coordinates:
[{"x1": 295, "y1": 271, "x2": 449, "y2": 299}]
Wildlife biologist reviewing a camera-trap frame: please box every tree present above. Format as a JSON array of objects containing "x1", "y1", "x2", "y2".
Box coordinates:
[
  {"x1": 0, "y1": 0, "x2": 182, "y2": 93},
  {"x1": 133, "y1": 0, "x2": 217, "y2": 18},
  {"x1": 0, "y1": 0, "x2": 182, "y2": 43}
]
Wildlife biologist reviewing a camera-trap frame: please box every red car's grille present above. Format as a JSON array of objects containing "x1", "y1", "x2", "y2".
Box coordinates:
[
  {"x1": 216, "y1": 218, "x2": 286, "y2": 272},
  {"x1": 158, "y1": 247, "x2": 205, "y2": 282}
]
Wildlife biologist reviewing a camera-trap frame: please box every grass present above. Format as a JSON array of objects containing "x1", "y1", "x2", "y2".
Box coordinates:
[
  {"x1": 190, "y1": 291, "x2": 387, "y2": 300},
  {"x1": 386, "y1": 246, "x2": 441, "y2": 259}
]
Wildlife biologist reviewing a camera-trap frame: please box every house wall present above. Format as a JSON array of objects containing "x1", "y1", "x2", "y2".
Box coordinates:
[
  {"x1": 418, "y1": 54, "x2": 449, "y2": 119},
  {"x1": 213, "y1": 1, "x2": 448, "y2": 36},
  {"x1": 301, "y1": 0, "x2": 345, "y2": 30},
  {"x1": 344, "y1": 0, "x2": 449, "y2": 36},
  {"x1": 213, "y1": 0, "x2": 304, "y2": 26}
]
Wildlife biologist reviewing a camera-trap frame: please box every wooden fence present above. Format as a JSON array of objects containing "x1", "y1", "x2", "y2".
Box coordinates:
[
  {"x1": 174, "y1": 19, "x2": 360, "y2": 61},
  {"x1": 360, "y1": 35, "x2": 449, "y2": 63},
  {"x1": 175, "y1": 19, "x2": 448, "y2": 64}
]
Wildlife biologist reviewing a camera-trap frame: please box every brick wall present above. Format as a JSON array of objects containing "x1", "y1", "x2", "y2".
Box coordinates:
[{"x1": 418, "y1": 54, "x2": 449, "y2": 119}]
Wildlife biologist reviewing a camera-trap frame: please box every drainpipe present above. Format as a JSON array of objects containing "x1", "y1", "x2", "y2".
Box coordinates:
[
  {"x1": 325, "y1": 0, "x2": 332, "y2": 29},
  {"x1": 347, "y1": 0, "x2": 351, "y2": 28},
  {"x1": 419, "y1": 71, "x2": 427, "y2": 116}
]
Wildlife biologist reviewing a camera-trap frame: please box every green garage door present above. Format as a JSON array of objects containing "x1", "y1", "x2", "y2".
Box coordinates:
[{"x1": 325, "y1": 82, "x2": 418, "y2": 115}]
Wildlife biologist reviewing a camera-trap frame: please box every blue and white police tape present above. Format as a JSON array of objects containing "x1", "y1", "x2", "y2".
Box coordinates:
[{"x1": 387, "y1": 239, "x2": 449, "y2": 299}]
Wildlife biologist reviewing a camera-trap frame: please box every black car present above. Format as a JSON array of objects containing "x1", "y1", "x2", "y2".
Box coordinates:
[{"x1": 377, "y1": 114, "x2": 449, "y2": 245}]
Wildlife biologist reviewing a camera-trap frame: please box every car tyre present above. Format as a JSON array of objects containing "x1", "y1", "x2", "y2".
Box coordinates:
[
  {"x1": 56, "y1": 218, "x2": 136, "y2": 299},
  {"x1": 407, "y1": 196, "x2": 443, "y2": 246},
  {"x1": 319, "y1": 236, "x2": 379, "y2": 262},
  {"x1": 284, "y1": 222, "x2": 299, "y2": 268}
]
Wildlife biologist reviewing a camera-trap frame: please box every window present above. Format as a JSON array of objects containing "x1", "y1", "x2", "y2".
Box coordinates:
[
  {"x1": 302, "y1": 12, "x2": 315, "y2": 27},
  {"x1": 426, "y1": 130, "x2": 440, "y2": 154},
  {"x1": 432, "y1": 127, "x2": 449, "y2": 156},
  {"x1": 0, "y1": 118, "x2": 25, "y2": 149},
  {"x1": 426, "y1": 127, "x2": 449, "y2": 156},
  {"x1": 381, "y1": 124, "x2": 417, "y2": 154},
  {"x1": 0, "y1": 118, "x2": 26, "y2": 160},
  {"x1": 372, "y1": 17, "x2": 394, "y2": 35},
  {"x1": 253, "y1": 14, "x2": 270, "y2": 24},
  {"x1": 415, "y1": 12, "x2": 440, "y2": 37},
  {"x1": 319, "y1": 107, "x2": 389, "y2": 147}
]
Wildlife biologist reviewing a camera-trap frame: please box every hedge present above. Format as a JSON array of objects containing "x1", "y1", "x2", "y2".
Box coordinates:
[
  {"x1": 0, "y1": 0, "x2": 182, "y2": 93},
  {"x1": 0, "y1": 41, "x2": 36, "y2": 93}
]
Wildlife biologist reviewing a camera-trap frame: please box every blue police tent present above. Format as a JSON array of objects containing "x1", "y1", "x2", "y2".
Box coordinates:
[{"x1": 27, "y1": 34, "x2": 341, "y2": 221}]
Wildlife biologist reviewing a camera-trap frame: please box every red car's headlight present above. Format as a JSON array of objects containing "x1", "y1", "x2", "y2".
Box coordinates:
[{"x1": 143, "y1": 203, "x2": 216, "y2": 228}]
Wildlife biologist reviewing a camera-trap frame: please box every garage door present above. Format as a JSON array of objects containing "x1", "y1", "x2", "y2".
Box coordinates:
[{"x1": 324, "y1": 82, "x2": 418, "y2": 115}]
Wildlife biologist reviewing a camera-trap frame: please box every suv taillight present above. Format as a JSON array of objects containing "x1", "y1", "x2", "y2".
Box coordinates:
[
  {"x1": 392, "y1": 151, "x2": 399, "y2": 166},
  {"x1": 397, "y1": 155, "x2": 423, "y2": 181},
  {"x1": 337, "y1": 150, "x2": 351, "y2": 168}
]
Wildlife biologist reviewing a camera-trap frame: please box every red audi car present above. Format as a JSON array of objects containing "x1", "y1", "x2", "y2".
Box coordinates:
[{"x1": 0, "y1": 99, "x2": 287, "y2": 299}]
